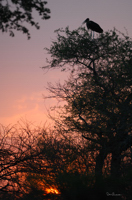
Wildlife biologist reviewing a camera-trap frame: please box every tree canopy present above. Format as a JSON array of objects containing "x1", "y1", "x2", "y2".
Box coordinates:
[
  {"x1": 1, "y1": 27, "x2": 132, "y2": 199},
  {"x1": 44, "y1": 27, "x2": 132, "y2": 180},
  {"x1": 0, "y1": 0, "x2": 50, "y2": 39}
]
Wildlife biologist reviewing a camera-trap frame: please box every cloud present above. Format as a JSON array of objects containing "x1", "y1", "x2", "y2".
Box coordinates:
[
  {"x1": 0, "y1": 91, "x2": 52, "y2": 126},
  {"x1": 13, "y1": 91, "x2": 43, "y2": 111}
]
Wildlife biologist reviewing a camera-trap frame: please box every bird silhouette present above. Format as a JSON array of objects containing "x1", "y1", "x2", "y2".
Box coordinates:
[{"x1": 83, "y1": 18, "x2": 103, "y2": 35}]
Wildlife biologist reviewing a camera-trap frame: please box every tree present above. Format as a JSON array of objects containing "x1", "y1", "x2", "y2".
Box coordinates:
[
  {"x1": 0, "y1": 122, "x2": 49, "y2": 198},
  {"x1": 0, "y1": 0, "x2": 50, "y2": 39},
  {"x1": 0, "y1": 121, "x2": 91, "y2": 199},
  {"x1": 44, "y1": 27, "x2": 132, "y2": 183},
  {"x1": 24, "y1": 128, "x2": 104, "y2": 200}
]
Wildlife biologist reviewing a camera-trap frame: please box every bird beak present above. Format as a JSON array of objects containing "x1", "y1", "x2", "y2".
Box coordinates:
[
  {"x1": 82, "y1": 19, "x2": 87, "y2": 24},
  {"x1": 82, "y1": 20, "x2": 86, "y2": 24}
]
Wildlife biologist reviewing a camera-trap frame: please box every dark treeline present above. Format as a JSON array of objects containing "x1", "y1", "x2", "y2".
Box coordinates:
[{"x1": 0, "y1": 28, "x2": 132, "y2": 200}]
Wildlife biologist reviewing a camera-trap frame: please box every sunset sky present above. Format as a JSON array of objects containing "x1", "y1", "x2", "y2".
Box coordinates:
[{"x1": 1, "y1": 0, "x2": 132, "y2": 127}]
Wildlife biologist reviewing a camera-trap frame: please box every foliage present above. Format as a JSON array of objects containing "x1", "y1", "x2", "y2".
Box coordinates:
[
  {"x1": 51, "y1": 170, "x2": 132, "y2": 200},
  {"x1": 1, "y1": 27, "x2": 132, "y2": 199},
  {"x1": 0, "y1": 122, "x2": 48, "y2": 198},
  {"x1": 0, "y1": 120, "x2": 131, "y2": 199},
  {"x1": 44, "y1": 26, "x2": 132, "y2": 188},
  {"x1": 0, "y1": 0, "x2": 50, "y2": 38},
  {"x1": 0, "y1": 122, "x2": 93, "y2": 199},
  {"x1": 20, "y1": 187, "x2": 44, "y2": 200},
  {"x1": 55, "y1": 170, "x2": 95, "y2": 200}
]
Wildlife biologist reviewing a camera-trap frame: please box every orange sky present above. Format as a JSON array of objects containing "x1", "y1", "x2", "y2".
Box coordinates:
[{"x1": 1, "y1": 0, "x2": 132, "y2": 126}]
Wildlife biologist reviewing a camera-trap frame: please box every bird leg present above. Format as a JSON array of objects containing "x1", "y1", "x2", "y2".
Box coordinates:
[
  {"x1": 89, "y1": 30, "x2": 92, "y2": 38},
  {"x1": 91, "y1": 31, "x2": 94, "y2": 39}
]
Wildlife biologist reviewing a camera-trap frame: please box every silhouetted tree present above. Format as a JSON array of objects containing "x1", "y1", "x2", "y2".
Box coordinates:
[
  {"x1": 44, "y1": 27, "x2": 132, "y2": 184},
  {"x1": 0, "y1": 0, "x2": 50, "y2": 39},
  {"x1": 0, "y1": 122, "x2": 91, "y2": 199},
  {"x1": 0, "y1": 122, "x2": 50, "y2": 198}
]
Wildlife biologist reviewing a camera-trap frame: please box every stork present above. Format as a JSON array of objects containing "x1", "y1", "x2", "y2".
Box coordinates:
[{"x1": 83, "y1": 18, "x2": 103, "y2": 38}]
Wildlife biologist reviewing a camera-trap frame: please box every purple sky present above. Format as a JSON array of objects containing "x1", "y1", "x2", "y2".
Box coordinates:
[{"x1": 1, "y1": 0, "x2": 132, "y2": 126}]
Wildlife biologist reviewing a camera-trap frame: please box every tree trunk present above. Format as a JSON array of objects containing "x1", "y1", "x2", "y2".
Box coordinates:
[{"x1": 95, "y1": 147, "x2": 107, "y2": 181}]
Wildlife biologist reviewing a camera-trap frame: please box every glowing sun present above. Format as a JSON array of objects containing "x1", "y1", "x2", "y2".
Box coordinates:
[{"x1": 46, "y1": 187, "x2": 59, "y2": 194}]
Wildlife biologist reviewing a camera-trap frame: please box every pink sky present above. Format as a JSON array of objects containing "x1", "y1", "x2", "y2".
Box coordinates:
[{"x1": 1, "y1": 0, "x2": 132, "y2": 126}]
